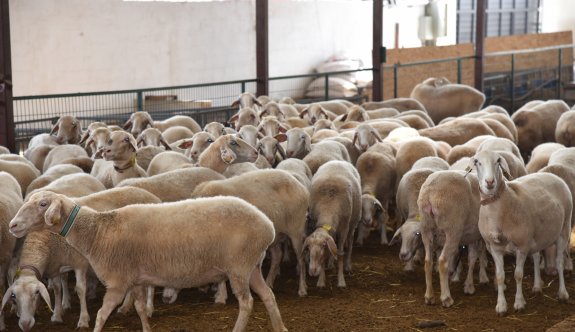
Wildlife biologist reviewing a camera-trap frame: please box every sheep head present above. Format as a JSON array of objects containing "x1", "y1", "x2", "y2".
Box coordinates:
[
  {"x1": 231, "y1": 92, "x2": 262, "y2": 109},
  {"x1": 180, "y1": 132, "x2": 215, "y2": 162},
  {"x1": 259, "y1": 102, "x2": 285, "y2": 121},
  {"x1": 353, "y1": 124, "x2": 382, "y2": 152},
  {"x1": 86, "y1": 127, "x2": 112, "y2": 159},
  {"x1": 2, "y1": 275, "x2": 52, "y2": 331},
  {"x1": 204, "y1": 122, "x2": 226, "y2": 138},
  {"x1": 303, "y1": 228, "x2": 337, "y2": 277},
  {"x1": 360, "y1": 194, "x2": 386, "y2": 229},
  {"x1": 299, "y1": 104, "x2": 327, "y2": 125},
  {"x1": 123, "y1": 112, "x2": 154, "y2": 138},
  {"x1": 229, "y1": 107, "x2": 260, "y2": 131},
  {"x1": 79, "y1": 121, "x2": 107, "y2": 145},
  {"x1": 50, "y1": 115, "x2": 82, "y2": 144},
  {"x1": 283, "y1": 128, "x2": 311, "y2": 159},
  {"x1": 389, "y1": 220, "x2": 423, "y2": 264},
  {"x1": 102, "y1": 131, "x2": 138, "y2": 163},
  {"x1": 468, "y1": 150, "x2": 511, "y2": 199},
  {"x1": 257, "y1": 136, "x2": 286, "y2": 166},
  {"x1": 137, "y1": 128, "x2": 171, "y2": 150},
  {"x1": 236, "y1": 125, "x2": 259, "y2": 149}
]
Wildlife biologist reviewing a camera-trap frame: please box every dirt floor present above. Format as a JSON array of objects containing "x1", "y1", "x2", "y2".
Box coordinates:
[{"x1": 5, "y1": 233, "x2": 575, "y2": 332}]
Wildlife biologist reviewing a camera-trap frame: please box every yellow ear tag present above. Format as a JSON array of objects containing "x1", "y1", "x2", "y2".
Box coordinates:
[
  {"x1": 130, "y1": 153, "x2": 136, "y2": 167},
  {"x1": 14, "y1": 268, "x2": 21, "y2": 280},
  {"x1": 322, "y1": 224, "x2": 332, "y2": 232},
  {"x1": 415, "y1": 215, "x2": 421, "y2": 222}
]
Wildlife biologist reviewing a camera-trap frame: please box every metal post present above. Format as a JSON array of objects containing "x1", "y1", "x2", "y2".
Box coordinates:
[
  {"x1": 324, "y1": 74, "x2": 329, "y2": 100},
  {"x1": 457, "y1": 58, "x2": 462, "y2": 84},
  {"x1": 372, "y1": 0, "x2": 383, "y2": 101},
  {"x1": 0, "y1": 0, "x2": 15, "y2": 152},
  {"x1": 557, "y1": 48, "x2": 563, "y2": 99},
  {"x1": 393, "y1": 64, "x2": 398, "y2": 99},
  {"x1": 256, "y1": 0, "x2": 269, "y2": 97},
  {"x1": 510, "y1": 54, "x2": 515, "y2": 112},
  {"x1": 241, "y1": 81, "x2": 246, "y2": 93},
  {"x1": 474, "y1": 0, "x2": 486, "y2": 92},
  {"x1": 136, "y1": 91, "x2": 143, "y2": 112}
]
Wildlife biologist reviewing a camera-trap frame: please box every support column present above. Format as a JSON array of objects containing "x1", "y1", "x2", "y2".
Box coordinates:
[
  {"x1": 0, "y1": 0, "x2": 15, "y2": 152},
  {"x1": 474, "y1": 0, "x2": 486, "y2": 91},
  {"x1": 372, "y1": 0, "x2": 383, "y2": 101},
  {"x1": 256, "y1": 0, "x2": 269, "y2": 97}
]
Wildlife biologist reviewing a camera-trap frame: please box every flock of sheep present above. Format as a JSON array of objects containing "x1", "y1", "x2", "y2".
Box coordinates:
[{"x1": 1, "y1": 76, "x2": 575, "y2": 332}]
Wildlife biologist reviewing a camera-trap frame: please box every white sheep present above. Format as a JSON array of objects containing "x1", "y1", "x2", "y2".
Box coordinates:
[
  {"x1": 555, "y1": 110, "x2": 575, "y2": 147},
  {"x1": 419, "y1": 117, "x2": 495, "y2": 147},
  {"x1": 9, "y1": 192, "x2": 287, "y2": 332},
  {"x1": 280, "y1": 128, "x2": 311, "y2": 159},
  {"x1": 146, "y1": 151, "x2": 193, "y2": 176},
  {"x1": 42, "y1": 144, "x2": 94, "y2": 173},
  {"x1": 197, "y1": 135, "x2": 259, "y2": 174},
  {"x1": 275, "y1": 158, "x2": 313, "y2": 190},
  {"x1": 229, "y1": 107, "x2": 260, "y2": 130},
  {"x1": 305, "y1": 160, "x2": 361, "y2": 288},
  {"x1": 49, "y1": 115, "x2": 83, "y2": 145},
  {"x1": 417, "y1": 170, "x2": 488, "y2": 307},
  {"x1": 123, "y1": 112, "x2": 201, "y2": 138},
  {"x1": 361, "y1": 98, "x2": 427, "y2": 112},
  {"x1": 468, "y1": 150, "x2": 571, "y2": 314},
  {"x1": 303, "y1": 140, "x2": 351, "y2": 174},
  {"x1": 25, "y1": 173, "x2": 106, "y2": 200},
  {"x1": 231, "y1": 92, "x2": 262, "y2": 110},
  {"x1": 526, "y1": 143, "x2": 566, "y2": 173},
  {"x1": 161, "y1": 125, "x2": 195, "y2": 144},
  {"x1": 83, "y1": 127, "x2": 112, "y2": 159},
  {"x1": 25, "y1": 164, "x2": 84, "y2": 197},
  {"x1": 117, "y1": 167, "x2": 223, "y2": 202},
  {"x1": 237, "y1": 125, "x2": 260, "y2": 149},
  {"x1": 135, "y1": 128, "x2": 172, "y2": 150},
  {"x1": 203, "y1": 121, "x2": 227, "y2": 138},
  {"x1": 90, "y1": 131, "x2": 147, "y2": 188},
  {"x1": 176, "y1": 131, "x2": 216, "y2": 162},
  {"x1": 0, "y1": 159, "x2": 40, "y2": 196},
  {"x1": 192, "y1": 169, "x2": 310, "y2": 297},
  {"x1": 257, "y1": 136, "x2": 286, "y2": 167}
]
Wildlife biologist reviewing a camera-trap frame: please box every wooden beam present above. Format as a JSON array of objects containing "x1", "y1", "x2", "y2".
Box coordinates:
[
  {"x1": 474, "y1": 0, "x2": 486, "y2": 91},
  {"x1": 0, "y1": 0, "x2": 15, "y2": 152},
  {"x1": 256, "y1": 0, "x2": 269, "y2": 97},
  {"x1": 372, "y1": 0, "x2": 383, "y2": 101}
]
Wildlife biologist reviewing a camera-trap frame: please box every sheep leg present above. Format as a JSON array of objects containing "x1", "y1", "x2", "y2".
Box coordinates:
[
  {"x1": 532, "y1": 252, "x2": 542, "y2": 293},
  {"x1": 316, "y1": 267, "x2": 326, "y2": 288},
  {"x1": 116, "y1": 290, "x2": 133, "y2": 315},
  {"x1": 345, "y1": 228, "x2": 356, "y2": 273},
  {"x1": 478, "y1": 241, "x2": 489, "y2": 284},
  {"x1": 292, "y1": 236, "x2": 308, "y2": 297},
  {"x1": 464, "y1": 243, "x2": 479, "y2": 295},
  {"x1": 422, "y1": 230, "x2": 435, "y2": 305},
  {"x1": 281, "y1": 239, "x2": 292, "y2": 264},
  {"x1": 265, "y1": 242, "x2": 283, "y2": 289},
  {"x1": 513, "y1": 251, "x2": 527, "y2": 312},
  {"x1": 145, "y1": 286, "x2": 154, "y2": 318},
  {"x1": 337, "y1": 252, "x2": 346, "y2": 288},
  {"x1": 355, "y1": 224, "x2": 366, "y2": 246},
  {"x1": 438, "y1": 239, "x2": 459, "y2": 307},
  {"x1": 492, "y1": 251, "x2": 508, "y2": 315},
  {"x1": 380, "y1": 209, "x2": 389, "y2": 245},
  {"x1": 249, "y1": 264, "x2": 288, "y2": 332},
  {"x1": 131, "y1": 285, "x2": 152, "y2": 332},
  {"x1": 214, "y1": 281, "x2": 228, "y2": 304},
  {"x1": 74, "y1": 269, "x2": 90, "y2": 328},
  {"x1": 556, "y1": 234, "x2": 569, "y2": 302},
  {"x1": 51, "y1": 276, "x2": 64, "y2": 323},
  {"x1": 60, "y1": 273, "x2": 72, "y2": 311},
  {"x1": 229, "y1": 274, "x2": 254, "y2": 332},
  {"x1": 94, "y1": 287, "x2": 128, "y2": 332}
]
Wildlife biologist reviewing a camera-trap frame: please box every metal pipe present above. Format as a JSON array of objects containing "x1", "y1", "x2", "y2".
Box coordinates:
[
  {"x1": 474, "y1": 0, "x2": 486, "y2": 91},
  {"x1": 557, "y1": 48, "x2": 563, "y2": 99},
  {"x1": 511, "y1": 54, "x2": 515, "y2": 112},
  {"x1": 372, "y1": 0, "x2": 383, "y2": 101},
  {"x1": 393, "y1": 64, "x2": 398, "y2": 99}
]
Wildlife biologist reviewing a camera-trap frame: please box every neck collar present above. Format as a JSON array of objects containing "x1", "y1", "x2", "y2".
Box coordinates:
[
  {"x1": 480, "y1": 181, "x2": 506, "y2": 206},
  {"x1": 114, "y1": 154, "x2": 136, "y2": 173},
  {"x1": 16, "y1": 265, "x2": 43, "y2": 281},
  {"x1": 60, "y1": 204, "x2": 81, "y2": 237}
]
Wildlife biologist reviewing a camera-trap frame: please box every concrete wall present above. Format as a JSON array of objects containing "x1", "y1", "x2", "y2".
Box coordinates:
[
  {"x1": 10, "y1": 0, "x2": 459, "y2": 97},
  {"x1": 541, "y1": 0, "x2": 575, "y2": 44}
]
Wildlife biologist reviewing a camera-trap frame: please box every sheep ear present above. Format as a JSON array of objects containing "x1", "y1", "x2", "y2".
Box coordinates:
[
  {"x1": 44, "y1": 198, "x2": 63, "y2": 226},
  {"x1": 79, "y1": 131, "x2": 89, "y2": 145},
  {"x1": 160, "y1": 137, "x2": 172, "y2": 150},
  {"x1": 38, "y1": 282, "x2": 53, "y2": 313},
  {"x1": 276, "y1": 143, "x2": 286, "y2": 160},
  {"x1": 122, "y1": 119, "x2": 132, "y2": 130},
  {"x1": 305, "y1": 135, "x2": 311, "y2": 153},
  {"x1": 143, "y1": 113, "x2": 154, "y2": 129},
  {"x1": 464, "y1": 158, "x2": 475, "y2": 178},
  {"x1": 278, "y1": 125, "x2": 288, "y2": 134},
  {"x1": 253, "y1": 98, "x2": 263, "y2": 107},
  {"x1": 93, "y1": 148, "x2": 103, "y2": 159},
  {"x1": 389, "y1": 227, "x2": 402, "y2": 247},
  {"x1": 1, "y1": 285, "x2": 13, "y2": 313},
  {"x1": 231, "y1": 99, "x2": 241, "y2": 108},
  {"x1": 275, "y1": 133, "x2": 287, "y2": 143},
  {"x1": 498, "y1": 158, "x2": 512, "y2": 180},
  {"x1": 228, "y1": 113, "x2": 239, "y2": 124},
  {"x1": 124, "y1": 135, "x2": 138, "y2": 152},
  {"x1": 299, "y1": 108, "x2": 309, "y2": 119},
  {"x1": 325, "y1": 236, "x2": 338, "y2": 259},
  {"x1": 339, "y1": 113, "x2": 348, "y2": 122},
  {"x1": 49, "y1": 121, "x2": 60, "y2": 135},
  {"x1": 352, "y1": 132, "x2": 358, "y2": 147},
  {"x1": 220, "y1": 146, "x2": 237, "y2": 164},
  {"x1": 371, "y1": 130, "x2": 383, "y2": 142},
  {"x1": 136, "y1": 135, "x2": 145, "y2": 147},
  {"x1": 178, "y1": 139, "x2": 194, "y2": 150},
  {"x1": 259, "y1": 109, "x2": 269, "y2": 118}
]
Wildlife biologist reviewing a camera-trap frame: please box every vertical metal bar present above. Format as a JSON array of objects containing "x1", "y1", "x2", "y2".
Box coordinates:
[
  {"x1": 510, "y1": 0, "x2": 515, "y2": 35},
  {"x1": 136, "y1": 91, "x2": 143, "y2": 112},
  {"x1": 474, "y1": 0, "x2": 486, "y2": 92},
  {"x1": 325, "y1": 74, "x2": 330, "y2": 100},
  {"x1": 393, "y1": 64, "x2": 398, "y2": 99},
  {"x1": 256, "y1": 0, "x2": 269, "y2": 97},
  {"x1": 511, "y1": 54, "x2": 515, "y2": 112},
  {"x1": 241, "y1": 81, "x2": 246, "y2": 93},
  {"x1": 456, "y1": 0, "x2": 460, "y2": 44},
  {"x1": 498, "y1": 0, "x2": 502, "y2": 36},
  {"x1": 457, "y1": 58, "x2": 462, "y2": 84},
  {"x1": 372, "y1": 0, "x2": 383, "y2": 101},
  {"x1": 557, "y1": 48, "x2": 563, "y2": 99},
  {"x1": 0, "y1": 0, "x2": 15, "y2": 152},
  {"x1": 524, "y1": 0, "x2": 528, "y2": 34},
  {"x1": 535, "y1": 0, "x2": 541, "y2": 33}
]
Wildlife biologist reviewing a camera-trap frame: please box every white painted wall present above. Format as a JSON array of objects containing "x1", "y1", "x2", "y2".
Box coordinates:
[
  {"x1": 10, "y1": 0, "x2": 458, "y2": 97},
  {"x1": 541, "y1": 0, "x2": 575, "y2": 44}
]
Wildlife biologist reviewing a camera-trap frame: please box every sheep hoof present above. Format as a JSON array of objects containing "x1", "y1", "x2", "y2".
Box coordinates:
[
  {"x1": 214, "y1": 296, "x2": 227, "y2": 305},
  {"x1": 424, "y1": 296, "x2": 435, "y2": 305},
  {"x1": 77, "y1": 321, "x2": 90, "y2": 329},
  {"x1": 558, "y1": 291, "x2": 569, "y2": 302},
  {"x1": 298, "y1": 287, "x2": 308, "y2": 297},
  {"x1": 464, "y1": 284, "x2": 475, "y2": 295},
  {"x1": 532, "y1": 286, "x2": 542, "y2": 293},
  {"x1": 441, "y1": 296, "x2": 454, "y2": 308},
  {"x1": 479, "y1": 275, "x2": 489, "y2": 284},
  {"x1": 51, "y1": 315, "x2": 64, "y2": 324},
  {"x1": 496, "y1": 302, "x2": 507, "y2": 316},
  {"x1": 513, "y1": 296, "x2": 526, "y2": 312},
  {"x1": 117, "y1": 306, "x2": 131, "y2": 315}
]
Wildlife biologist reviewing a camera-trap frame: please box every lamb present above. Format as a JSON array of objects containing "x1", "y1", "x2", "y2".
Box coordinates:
[
  {"x1": 361, "y1": 98, "x2": 426, "y2": 112},
  {"x1": 26, "y1": 133, "x2": 60, "y2": 151},
  {"x1": 135, "y1": 146, "x2": 166, "y2": 172},
  {"x1": 257, "y1": 136, "x2": 286, "y2": 167},
  {"x1": 161, "y1": 125, "x2": 195, "y2": 144},
  {"x1": 555, "y1": 110, "x2": 575, "y2": 147},
  {"x1": 281, "y1": 128, "x2": 311, "y2": 159},
  {"x1": 344, "y1": 105, "x2": 370, "y2": 122},
  {"x1": 191, "y1": 169, "x2": 310, "y2": 297},
  {"x1": 83, "y1": 127, "x2": 112, "y2": 158},
  {"x1": 146, "y1": 151, "x2": 193, "y2": 176},
  {"x1": 259, "y1": 102, "x2": 298, "y2": 120},
  {"x1": 475, "y1": 137, "x2": 527, "y2": 179},
  {"x1": 203, "y1": 121, "x2": 227, "y2": 138},
  {"x1": 299, "y1": 103, "x2": 337, "y2": 124},
  {"x1": 0, "y1": 172, "x2": 23, "y2": 331},
  {"x1": 25, "y1": 164, "x2": 84, "y2": 197},
  {"x1": 511, "y1": 99, "x2": 570, "y2": 158},
  {"x1": 123, "y1": 112, "x2": 201, "y2": 138},
  {"x1": 25, "y1": 173, "x2": 106, "y2": 200},
  {"x1": 135, "y1": 128, "x2": 171, "y2": 150},
  {"x1": 419, "y1": 117, "x2": 495, "y2": 147},
  {"x1": 228, "y1": 107, "x2": 260, "y2": 130},
  {"x1": 49, "y1": 115, "x2": 83, "y2": 145},
  {"x1": 275, "y1": 158, "x2": 313, "y2": 190},
  {"x1": 446, "y1": 135, "x2": 492, "y2": 165},
  {"x1": 310, "y1": 129, "x2": 339, "y2": 143},
  {"x1": 0, "y1": 146, "x2": 9, "y2": 154},
  {"x1": 176, "y1": 131, "x2": 215, "y2": 162},
  {"x1": 303, "y1": 140, "x2": 351, "y2": 174},
  {"x1": 304, "y1": 160, "x2": 361, "y2": 288},
  {"x1": 390, "y1": 157, "x2": 449, "y2": 271},
  {"x1": 9, "y1": 192, "x2": 287, "y2": 332},
  {"x1": 354, "y1": 142, "x2": 397, "y2": 246},
  {"x1": 394, "y1": 110, "x2": 435, "y2": 127},
  {"x1": 395, "y1": 137, "x2": 446, "y2": 184},
  {"x1": 468, "y1": 150, "x2": 572, "y2": 314},
  {"x1": 393, "y1": 113, "x2": 432, "y2": 130},
  {"x1": 79, "y1": 122, "x2": 107, "y2": 147},
  {"x1": 231, "y1": 92, "x2": 262, "y2": 110},
  {"x1": 90, "y1": 131, "x2": 147, "y2": 188},
  {"x1": 42, "y1": 144, "x2": 94, "y2": 173},
  {"x1": 0, "y1": 158, "x2": 40, "y2": 196},
  {"x1": 258, "y1": 116, "x2": 288, "y2": 137},
  {"x1": 417, "y1": 170, "x2": 488, "y2": 307},
  {"x1": 325, "y1": 136, "x2": 361, "y2": 166},
  {"x1": 410, "y1": 77, "x2": 485, "y2": 123},
  {"x1": 117, "y1": 167, "x2": 225, "y2": 202},
  {"x1": 296, "y1": 100, "x2": 350, "y2": 116},
  {"x1": 197, "y1": 135, "x2": 258, "y2": 174},
  {"x1": 237, "y1": 125, "x2": 260, "y2": 148},
  {"x1": 351, "y1": 123, "x2": 383, "y2": 152}
]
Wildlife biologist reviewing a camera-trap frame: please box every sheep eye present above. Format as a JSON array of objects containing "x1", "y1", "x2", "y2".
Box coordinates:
[
  {"x1": 230, "y1": 140, "x2": 239, "y2": 146},
  {"x1": 300, "y1": 135, "x2": 305, "y2": 140},
  {"x1": 415, "y1": 231, "x2": 421, "y2": 237},
  {"x1": 473, "y1": 159, "x2": 478, "y2": 165},
  {"x1": 10, "y1": 293, "x2": 15, "y2": 299},
  {"x1": 107, "y1": 139, "x2": 113, "y2": 145},
  {"x1": 207, "y1": 138, "x2": 214, "y2": 143},
  {"x1": 39, "y1": 201, "x2": 47, "y2": 207}
]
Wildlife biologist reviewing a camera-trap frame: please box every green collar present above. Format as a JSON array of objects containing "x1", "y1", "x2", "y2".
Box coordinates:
[{"x1": 59, "y1": 205, "x2": 81, "y2": 237}]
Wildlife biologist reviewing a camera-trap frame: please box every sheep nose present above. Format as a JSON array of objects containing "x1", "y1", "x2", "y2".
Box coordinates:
[
  {"x1": 310, "y1": 117, "x2": 317, "y2": 124},
  {"x1": 20, "y1": 319, "x2": 32, "y2": 332},
  {"x1": 399, "y1": 252, "x2": 410, "y2": 262},
  {"x1": 286, "y1": 151, "x2": 293, "y2": 158},
  {"x1": 485, "y1": 179, "x2": 495, "y2": 188}
]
